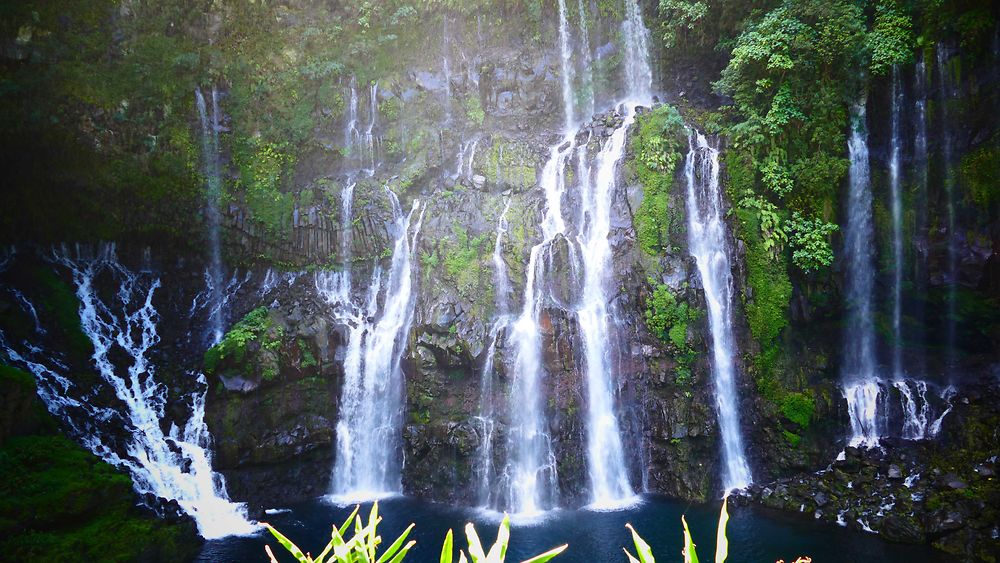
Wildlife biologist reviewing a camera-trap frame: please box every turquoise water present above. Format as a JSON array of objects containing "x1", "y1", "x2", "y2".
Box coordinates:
[{"x1": 198, "y1": 495, "x2": 945, "y2": 562}]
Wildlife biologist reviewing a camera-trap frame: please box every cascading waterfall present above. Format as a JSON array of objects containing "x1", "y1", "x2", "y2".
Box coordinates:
[
  {"x1": 474, "y1": 199, "x2": 513, "y2": 507},
  {"x1": 500, "y1": 0, "x2": 580, "y2": 515},
  {"x1": 576, "y1": 0, "x2": 595, "y2": 119},
  {"x1": 37, "y1": 244, "x2": 256, "y2": 539},
  {"x1": 329, "y1": 192, "x2": 424, "y2": 500},
  {"x1": 889, "y1": 66, "x2": 904, "y2": 380},
  {"x1": 684, "y1": 131, "x2": 753, "y2": 492},
  {"x1": 499, "y1": 0, "x2": 653, "y2": 513},
  {"x1": 194, "y1": 86, "x2": 225, "y2": 345},
  {"x1": 936, "y1": 45, "x2": 958, "y2": 371},
  {"x1": 576, "y1": 105, "x2": 637, "y2": 507},
  {"x1": 912, "y1": 55, "x2": 929, "y2": 372},
  {"x1": 843, "y1": 102, "x2": 882, "y2": 448}
]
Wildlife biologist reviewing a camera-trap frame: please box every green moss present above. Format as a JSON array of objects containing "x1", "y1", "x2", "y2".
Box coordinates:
[
  {"x1": 961, "y1": 141, "x2": 1000, "y2": 207},
  {"x1": 34, "y1": 268, "x2": 92, "y2": 360},
  {"x1": 464, "y1": 95, "x2": 485, "y2": 126},
  {"x1": 644, "y1": 282, "x2": 700, "y2": 384},
  {"x1": 780, "y1": 392, "x2": 815, "y2": 429},
  {"x1": 782, "y1": 430, "x2": 801, "y2": 447},
  {"x1": 631, "y1": 104, "x2": 686, "y2": 256},
  {"x1": 0, "y1": 435, "x2": 193, "y2": 560},
  {"x1": 441, "y1": 224, "x2": 492, "y2": 304},
  {"x1": 204, "y1": 306, "x2": 282, "y2": 379},
  {"x1": 0, "y1": 364, "x2": 35, "y2": 392},
  {"x1": 483, "y1": 137, "x2": 536, "y2": 190}
]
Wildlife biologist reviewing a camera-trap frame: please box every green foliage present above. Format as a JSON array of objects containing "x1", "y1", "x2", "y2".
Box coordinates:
[
  {"x1": 644, "y1": 282, "x2": 700, "y2": 385},
  {"x1": 265, "y1": 503, "x2": 565, "y2": 563},
  {"x1": 657, "y1": 0, "x2": 709, "y2": 49},
  {"x1": 0, "y1": 435, "x2": 191, "y2": 560},
  {"x1": 645, "y1": 283, "x2": 692, "y2": 350},
  {"x1": 442, "y1": 225, "x2": 490, "y2": 298},
  {"x1": 34, "y1": 268, "x2": 92, "y2": 359},
  {"x1": 233, "y1": 137, "x2": 296, "y2": 237},
  {"x1": 867, "y1": 0, "x2": 914, "y2": 75},
  {"x1": 204, "y1": 307, "x2": 282, "y2": 380},
  {"x1": 633, "y1": 104, "x2": 686, "y2": 256},
  {"x1": 779, "y1": 392, "x2": 815, "y2": 429},
  {"x1": 786, "y1": 212, "x2": 838, "y2": 272},
  {"x1": 961, "y1": 142, "x2": 1000, "y2": 207},
  {"x1": 264, "y1": 503, "x2": 414, "y2": 563},
  {"x1": 465, "y1": 96, "x2": 486, "y2": 126},
  {"x1": 782, "y1": 429, "x2": 802, "y2": 447},
  {"x1": 625, "y1": 498, "x2": 735, "y2": 563}
]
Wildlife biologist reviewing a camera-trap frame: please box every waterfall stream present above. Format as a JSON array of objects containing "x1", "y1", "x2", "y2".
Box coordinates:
[
  {"x1": 195, "y1": 87, "x2": 225, "y2": 345},
  {"x1": 843, "y1": 102, "x2": 882, "y2": 448},
  {"x1": 3, "y1": 244, "x2": 257, "y2": 539},
  {"x1": 889, "y1": 66, "x2": 904, "y2": 380},
  {"x1": 474, "y1": 199, "x2": 512, "y2": 507},
  {"x1": 499, "y1": 0, "x2": 652, "y2": 513},
  {"x1": 684, "y1": 132, "x2": 753, "y2": 492},
  {"x1": 328, "y1": 193, "x2": 424, "y2": 500}
]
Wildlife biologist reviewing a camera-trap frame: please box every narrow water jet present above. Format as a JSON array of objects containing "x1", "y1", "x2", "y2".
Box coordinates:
[
  {"x1": 329, "y1": 193, "x2": 424, "y2": 500},
  {"x1": 889, "y1": 66, "x2": 904, "y2": 380},
  {"x1": 684, "y1": 131, "x2": 753, "y2": 492},
  {"x1": 194, "y1": 87, "x2": 225, "y2": 345},
  {"x1": 843, "y1": 102, "x2": 881, "y2": 448}
]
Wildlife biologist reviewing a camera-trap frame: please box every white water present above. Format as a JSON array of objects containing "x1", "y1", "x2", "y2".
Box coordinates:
[
  {"x1": 500, "y1": 0, "x2": 580, "y2": 514},
  {"x1": 684, "y1": 131, "x2": 752, "y2": 492},
  {"x1": 329, "y1": 193, "x2": 424, "y2": 500},
  {"x1": 195, "y1": 87, "x2": 225, "y2": 345},
  {"x1": 843, "y1": 102, "x2": 880, "y2": 448},
  {"x1": 499, "y1": 0, "x2": 653, "y2": 513},
  {"x1": 474, "y1": 200, "x2": 513, "y2": 507},
  {"x1": 577, "y1": 106, "x2": 637, "y2": 506},
  {"x1": 895, "y1": 379, "x2": 930, "y2": 440},
  {"x1": 889, "y1": 66, "x2": 904, "y2": 379},
  {"x1": 47, "y1": 244, "x2": 256, "y2": 539},
  {"x1": 937, "y1": 45, "x2": 958, "y2": 367}
]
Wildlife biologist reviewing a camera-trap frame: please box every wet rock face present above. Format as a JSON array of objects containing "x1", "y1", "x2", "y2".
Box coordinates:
[
  {"x1": 737, "y1": 379, "x2": 1000, "y2": 561},
  {"x1": 204, "y1": 285, "x2": 344, "y2": 507}
]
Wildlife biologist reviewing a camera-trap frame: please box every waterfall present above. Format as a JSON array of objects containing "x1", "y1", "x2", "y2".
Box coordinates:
[
  {"x1": 499, "y1": 0, "x2": 580, "y2": 514},
  {"x1": 912, "y1": 55, "x2": 929, "y2": 376},
  {"x1": 843, "y1": 102, "x2": 881, "y2": 448},
  {"x1": 474, "y1": 200, "x2": 513, "y2": 507},
  {"x1": 495, "y1": 0, "x2": 654, "y2": 514},
  {"x1": 29, "y1": 244, "x2": 256, "y2": 539},
  {"x1": 195, "y1": 87, "x2": 225, "y2": 345},
  {"x1": 936, "y1": 45, "x2": 958, "y2": 371},
  {"x1": 329, "y1": 193, "x2": 424, "y2": 500},
  {"x1": 576, "y1": 0, "x2": 595, "y2": 119},
  {"x1": 576, "y1": 106, "x2": 637, "y2": 506},
  {"x1": 557, "y1": 0, "x2": 576, "y2": 128},
  {"x1": 889, "y1": 66, "x2": 904, "y2": 380},
  {"x1": 622, "y1": 0, "x2": 653, "y2": 103},
  {"x1": 684, "y1": 132, "x2": 753, "y2": 492}
]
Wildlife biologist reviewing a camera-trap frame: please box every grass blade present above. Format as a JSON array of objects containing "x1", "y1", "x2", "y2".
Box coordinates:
[
  {"x1": 486, "y1": 515, "x2": 510, "y2": 562},
  {"x1": 465, "y1": 522, "x2": 486, "y2": 561},
  {"x1": 715, "y1": 498, "x2": 730, "y2": 563},
  {"x1": 377, "y1": 523, "x2": 415, "y2": 563},
  {"x1": 440, "y1": 528, "x2": 454, "y2": 563},
  {"x1": 519, "y1": 544, "x2": 568, "y2": 563},
  {"x1": 681, "y1": 515, "x2": 699, "y2": 563},
  {"x1": 625, "y1": 523, "x2": 655, "y2": 563},
  {"x1": 264, "y1": 522, "x2": 311, "y2": 562}
]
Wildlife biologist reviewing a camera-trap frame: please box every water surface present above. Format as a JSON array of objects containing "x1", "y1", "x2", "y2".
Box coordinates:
[{"x1": 199, "y1": 495, "x2": 946, "y2": 562}]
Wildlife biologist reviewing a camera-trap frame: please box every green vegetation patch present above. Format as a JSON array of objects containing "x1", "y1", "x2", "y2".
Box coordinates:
[
  {"x1": 0, "y1": 434, "x2": 194, "y2": 560},
  {"x1": 204, "y1": 306, "x2": 283, "y2": 381},
  {"x1": 631, "y1": 104, "x2": 686, "y2": 257}
]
